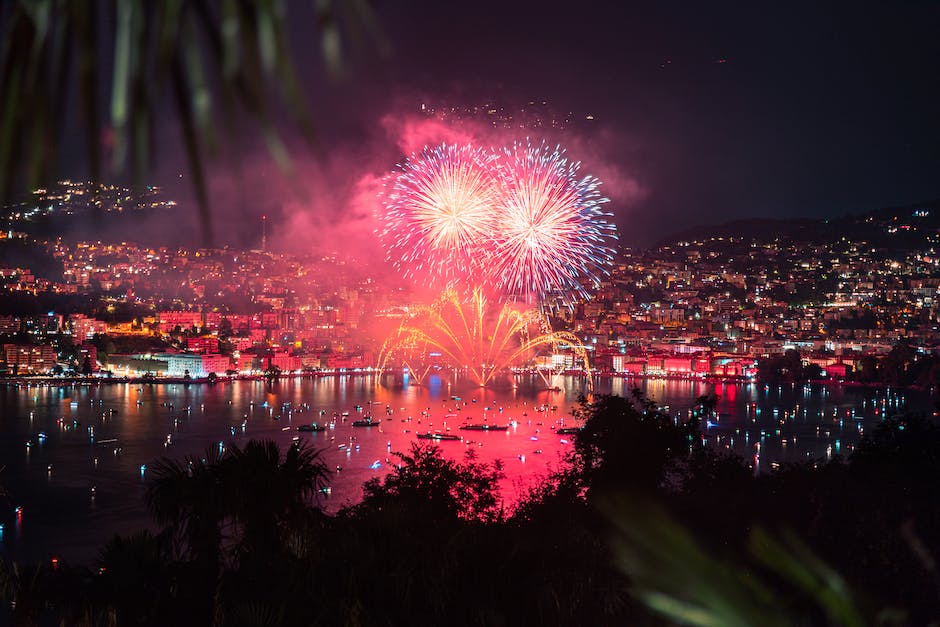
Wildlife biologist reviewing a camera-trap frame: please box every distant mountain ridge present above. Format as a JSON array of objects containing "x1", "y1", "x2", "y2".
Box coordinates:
[{"x1": 657, "y1": 199, "x2": 940, "y2": 250}]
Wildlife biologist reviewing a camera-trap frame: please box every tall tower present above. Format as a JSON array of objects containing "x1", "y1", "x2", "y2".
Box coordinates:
[{"x1": 261, "y1": 215, "x2": 267, "y2": 252}]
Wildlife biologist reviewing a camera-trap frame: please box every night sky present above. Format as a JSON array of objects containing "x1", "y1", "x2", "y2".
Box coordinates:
[
  {"x1": 119, "y1": 2, "x2": 940, "y2": 247},
  {"x1": 369, "y1": 1, "x2": 940, "y2": 244}
]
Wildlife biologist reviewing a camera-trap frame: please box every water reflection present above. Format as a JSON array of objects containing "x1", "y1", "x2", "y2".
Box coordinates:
[{"x1": 0, "y1": 375, "x2": 928, "y2": 562}]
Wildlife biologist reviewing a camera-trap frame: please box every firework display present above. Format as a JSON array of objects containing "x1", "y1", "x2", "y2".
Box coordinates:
[
  {"x1": 377, "y1": 288, "x2": 589, "y2": 387},
  {"x1": 378, "y1": 140, "x2": 617, "y2": 305},
  {"x1": 378, "y1": 143, "x2": 499, "y2": 285},
  {"x1": 491, "y1": 141, "x2": 617, "y2": 301}
]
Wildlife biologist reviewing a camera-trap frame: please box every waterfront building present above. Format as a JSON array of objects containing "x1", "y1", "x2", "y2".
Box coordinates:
[
  {"x1": 2, "y1": 344, "x2": 57, "y2": 373},
  {"x1": 149, "y1": 352, "x2": 231, "y2": 377}
]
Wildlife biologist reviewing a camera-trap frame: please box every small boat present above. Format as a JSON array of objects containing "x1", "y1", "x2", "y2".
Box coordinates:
[
  {"x1": 352, "y1": 418, "x2": 381, "y2": 427},
  {"x1": 297, "y1": 424, "x2": 326, "y2": 432},
  {"x1": 416, "y1": 432, "x2": 461, "y2": 441},
  {"x1": 555, "y1": 427, "x2": 582, "y2": 435},
  {"x1": 459, "y1": 424, "x2": 509, "y2": 431}
]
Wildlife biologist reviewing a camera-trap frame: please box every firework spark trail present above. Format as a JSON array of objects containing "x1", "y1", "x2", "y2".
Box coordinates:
[
  {"x1": 377, "y1": 289, "x2": 591, "y2": 387},
  {"x1": 489, "y1": 141, "x2": 618, "y2": 304},
  {"x1": 378, "y1": 139, "x2": 618, "y2": 306},
  {"x1": 379, "y1": 143, "x2": 498, "y2": 286}
]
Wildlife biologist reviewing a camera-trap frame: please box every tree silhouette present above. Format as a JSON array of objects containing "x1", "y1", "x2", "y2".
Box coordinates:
[
  {"x1": 263, "y1": 363, "x2": 281, "y2": 381},
  {"x1": 95, "y1": 530, "x2": 177, "y2": 626},
  {"x1": 147, "y1": 439, "x2": 328, "y2": 563},
  {"x1": 145, "y1": 445, "x2": 227, "y2": 585},
  {"x1": 572, "y1": 394, "x2": 696, "y2": 495},
  {"x1": 223, "y1": 439, "x2": 329, "y2": 558},
  {"x1": 145, "y1": 439, "x2": 328, "y2": 623},
  {"x1": 0, "y1": 561, "x2": 54, "y2": 627},
  {"x1": 4, "y1": 404, "x2": 940, "y2": 624},
  {"x1": 356, "y1": 443, "x2": 503, "y2": 523}
]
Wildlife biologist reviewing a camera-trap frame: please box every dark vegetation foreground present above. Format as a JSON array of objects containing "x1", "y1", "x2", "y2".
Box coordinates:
[{"x1": 1, "y1": 391, "x2": 938, "y2": 626}]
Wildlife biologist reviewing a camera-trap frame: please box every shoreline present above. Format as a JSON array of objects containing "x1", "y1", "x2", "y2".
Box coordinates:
[{"x1": 0, "y1": 370, "x2": 930, "y2": 394}]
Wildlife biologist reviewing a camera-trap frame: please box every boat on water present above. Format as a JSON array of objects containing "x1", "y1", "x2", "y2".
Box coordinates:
[
  {"x1": 352, "y1": 418, "x2": 381, "y2": 427},
  {"x1": 297, "y1": 424, "x2": 326, "y2": 432},
  {"x1": 416, "y1": 432, "x2": 461, "y2": 441},
  {"x1": 555, "y1": 427, "x2": 582, "y2": 435},
  {"x1": 459, "y1": 424, "x2": 509, "y2": 432}
]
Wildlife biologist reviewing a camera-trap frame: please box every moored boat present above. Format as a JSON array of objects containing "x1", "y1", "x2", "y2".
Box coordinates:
[
  {"x1": 459, "y1": 424, "x2": 509, "y2": 431},
  {"x1": 416, "y1": 432, "x2": 461, "y2": 441},
  {"x1": 352, "y1": 417, "x2": 381, "y2": 427}
]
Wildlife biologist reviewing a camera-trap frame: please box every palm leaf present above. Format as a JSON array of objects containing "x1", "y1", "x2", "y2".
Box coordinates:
[
  {"x1": 0, "y1": 0, "x2": 385, "y2": 244},
  {"x1": 600, "y1": 494, "x2": 870, "y2": 626}
]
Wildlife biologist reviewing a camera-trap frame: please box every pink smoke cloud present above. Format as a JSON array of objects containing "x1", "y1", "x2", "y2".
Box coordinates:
[
  {"x1": 198, "y1": 100, "x2": 647, "y2": 264},
  {"x1": 381, "y1": 114, "x2": 479, "y2": 155}
]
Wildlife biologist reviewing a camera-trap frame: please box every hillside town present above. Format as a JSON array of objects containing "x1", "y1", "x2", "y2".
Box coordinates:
[{"x1": 2, "y1": 193, "x2": 939, "y2": 387}]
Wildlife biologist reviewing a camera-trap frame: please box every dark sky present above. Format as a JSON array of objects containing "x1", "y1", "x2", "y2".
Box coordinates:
[
  {"x1": 355, "y1": 0, "x2": 940, "y2": 245},
  {"x1": 110, "y1": 1, "x2": 940, "y2": 247}
]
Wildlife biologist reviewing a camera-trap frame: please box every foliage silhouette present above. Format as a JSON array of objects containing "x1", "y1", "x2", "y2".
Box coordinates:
[
  {"x1": 0, "y1": 400, "x2": 938, "y2": 625},
  {"x1": 0, "y1": 0, "x2": 384, "y2": 244}
]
